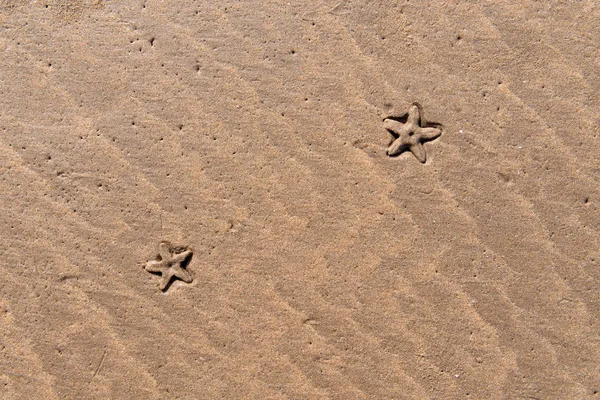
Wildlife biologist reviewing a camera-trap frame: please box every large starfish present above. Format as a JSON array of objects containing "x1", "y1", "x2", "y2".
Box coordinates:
[
  {"x1": 384, "y1": 103, "x2": 443, "y2": 163},
  {"x1": 144, "y1": 241, "x2": 193, "y2": 291}
]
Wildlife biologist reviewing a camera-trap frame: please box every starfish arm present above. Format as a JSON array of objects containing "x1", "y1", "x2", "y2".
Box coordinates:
[
  {"x1": 159, "y1": 242, "x2": 172, "y2": 260},
  {"x1": 145, "y1": 260, "x2": 167, "y2": 273},
  {"x1": 159, "y1": 271, "x2": 173, "y2": 291},
  {"x1": 409, "y1": 143, "x2": 427, "y2": 163},
  {"x1": 417, "y1": 127, "x2": 442, "y2": 141},
  {"x1": 171, "y1": 265, "x2": 193, "y2": 283},
  {"x1": 407, "y1": 104, "x2": 421, "y2": 127},
  {"x1": 386, "y1": 138, "x2": 409, "y2": 156},
  {"x1": 383, "y1": 119, "x2": 403, "y2": 138},
  {"x1": 171, "y1": 249, "x2": 192, "y2": 264}
]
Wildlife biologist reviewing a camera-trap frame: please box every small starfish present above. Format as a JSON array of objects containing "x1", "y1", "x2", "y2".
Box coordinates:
[
  {"x1": 384, "y1": 103, "x2": 443, "y2": 163},
  {"x1": 144, "y1": 241, "x2": 193, "y2": 291}
]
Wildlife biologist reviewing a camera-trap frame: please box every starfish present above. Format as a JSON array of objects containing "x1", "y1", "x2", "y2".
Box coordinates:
[
  {"x1": 384, "y1": 103, "x2": 443, "y2": 163},
  {"x1": 144, "y1": 241, "x2": 193, "y2": 291}
]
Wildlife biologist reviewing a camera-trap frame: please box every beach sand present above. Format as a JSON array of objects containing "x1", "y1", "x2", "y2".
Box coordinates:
[{"x1": 1, "y1": 1, "x2": 599, "y2": 398}]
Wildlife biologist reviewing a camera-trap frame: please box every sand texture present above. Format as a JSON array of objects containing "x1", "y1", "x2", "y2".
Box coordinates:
[{"x1": 1, "y1": 1, "x2": 600, "y2": 399}]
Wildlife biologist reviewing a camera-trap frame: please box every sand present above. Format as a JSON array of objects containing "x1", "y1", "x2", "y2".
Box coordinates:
[{"x1": 1, "y1": 1, "x2": 599, "y2": 399}]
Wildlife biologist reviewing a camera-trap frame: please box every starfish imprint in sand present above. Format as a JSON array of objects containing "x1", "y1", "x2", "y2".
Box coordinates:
[
  {"x1": 384, "y1": 102, "x2": 443, "y2": 163},
  {"x1": 144, "y1": 241, "x2": 193, "y2": 291}
]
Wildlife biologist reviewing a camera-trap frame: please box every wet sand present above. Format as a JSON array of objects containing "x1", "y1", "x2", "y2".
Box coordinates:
[{"x1": 1, "y1": 1, "x2": 599, "y2": 398}]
